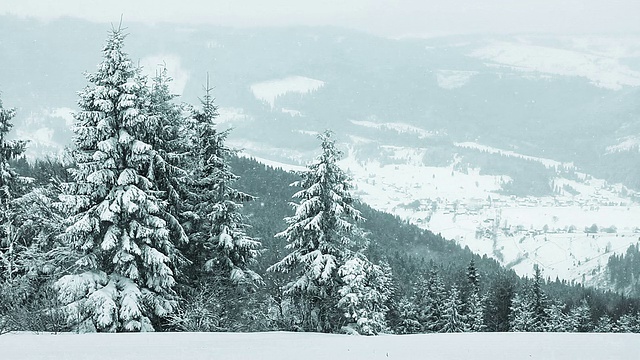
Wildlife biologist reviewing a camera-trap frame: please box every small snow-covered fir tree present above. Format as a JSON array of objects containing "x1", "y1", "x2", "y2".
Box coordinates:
[
  {"x1": 567, "y1": 299, "x2": 592, "y2": 332},
  {"x1": 337, "y1": 256, "x2": 390, "y2": 335},
  {"x1": 442, "y1": 286, "x2": 465, "y2": 333},
  {"x1": 543, "y1": 300, "x2": 568, "y2": 332},
  {"x1": 0, "y1": 96, "x2": 28, "y2": 281},
  {"x1": 186, "y1": 80, "x2": 261, "y2": 283},
  {"x1": 615, "y1": 312, "x2": 639, "y2": 333},
  {"x1": 268, "y1": 130, "x2": 366, "y2": 332},
  {"x1": 415, "y1": 268, "x2": 447, "y2": 333},
  {"x1": 55, "y1": 27, "x2": 183, "y2": 332},
  {"x1": 509, "y1": 291, "x2": 534, "y2": 332},
  {"x1": 465, "y1": 291, "x2": 486, "y2": 332},
  {"x1": 394, "y1": 297, "x2": 422, "y2": 334},
  {"x1": 594, "y1": 314, "x2": 614, "y2": 333}
]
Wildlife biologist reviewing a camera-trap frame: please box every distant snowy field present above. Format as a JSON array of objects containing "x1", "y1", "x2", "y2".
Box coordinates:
[
  {"x1": 250, "y1": 76, "x2": 325, "y2": 108},
  {"x1": 469, "y1": 40, "x2": 640, "y2": 90},
  {"x1": 2, "y1": 332, "x2": 639, "y2": 360}
]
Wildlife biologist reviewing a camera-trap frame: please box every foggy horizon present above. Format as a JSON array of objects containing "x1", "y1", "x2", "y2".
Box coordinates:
[{"x1": 2, "y1": 0, "x2": 640, "y2": 38}]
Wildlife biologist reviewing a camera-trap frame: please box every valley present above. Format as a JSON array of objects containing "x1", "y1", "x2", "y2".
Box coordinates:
[
  {"x1": 3, "y1": 16, "x2": 640, "y2": 290},
  {"x1": 232, "y1": 122, "x2": 640, "y2": 288}
]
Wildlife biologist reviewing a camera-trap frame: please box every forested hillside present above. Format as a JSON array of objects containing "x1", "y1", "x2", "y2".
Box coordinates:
[{"x1": 2, "y1": 26, "x2": 640, "y2": 336}]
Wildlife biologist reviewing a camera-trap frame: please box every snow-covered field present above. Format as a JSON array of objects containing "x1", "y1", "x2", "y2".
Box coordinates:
[
  {"x1": 454, "y1": 142, "x2": 575, "y2": 169},
  {"x1": 351, "y1": 120, "x2": 438, "y2": 139},
  {"x1": 469, "y1": 40, "x2": 640, "y2": 90},
  {"x1": 250, "y1": 76, "x2": 325, "y2": 108},
  {"x1": 1, "y1": 331, "x2": 639, "y2": 360}
]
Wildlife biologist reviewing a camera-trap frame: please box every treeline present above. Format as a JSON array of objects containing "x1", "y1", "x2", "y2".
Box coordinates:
[
  {"x1": 1, "y1": 26, "x2": 639, "y2": 336},
  {"x1": 454, "y1": 148, "x2": 554, "y2": 197},
  {"x1": 607, "y1": 244, "x2": 640, "y2": 296}
]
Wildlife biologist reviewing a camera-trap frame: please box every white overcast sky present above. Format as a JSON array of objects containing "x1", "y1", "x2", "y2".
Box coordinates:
[{"x1": 1, "y1": 0, "x2": 639, "y2": 37}]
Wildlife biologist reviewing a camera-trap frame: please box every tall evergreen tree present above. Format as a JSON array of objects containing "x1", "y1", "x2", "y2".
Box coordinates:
[
  {"x1": 485, "y1": 273, "x2": 515, "y2": 332},
  {"x1": 0, "y1": 96, "x2": 28, "y2": 281},
  {"x1": 509, "y1": 291, "x2": 534, "y2": 331},
  {"x1": 394, "y1": 297, "x2": 421, "y2": 334},
  {"x1": 543, "y1": 300, "x2": 568, "y2": 332},
  {"x1": 144, "y1": 67, "x2": 191, "y2": 237},
  {"x1": 55, "y1": 27, "x2": 184, "y2": 332},
  {"x1": 185, "y1": 80, "x2": 261, "y2": 283},
  {"x1": 268, "y1": 130, "x2": 366, "y2": 332},
  {"x1": 464, "y1": 259, "x2": 485, "y2": 332},
  {"x1": 442, "y1": 285, "x2": 465, "y2": 333},
  {"x1": 337, "y1": 256, "x2": 390, "y2": 335},
  {"x1": 465, "y1": 291, "x2": 486, "y2": 332},
  {"x1": 568, "y1": 299, "x2": 593, "y2": 332},
  {"x1": 466, "y1": 259, "x2": 480, "y2": 293},
  {"x1": 415, "y1": 268, "x2": 447, "y2": 333},
  {"x1": 530, "y1": 265, "x2": 548, "y2": 331}
]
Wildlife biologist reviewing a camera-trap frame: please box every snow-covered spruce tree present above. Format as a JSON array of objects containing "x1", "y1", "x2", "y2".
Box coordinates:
[
  {"x1": 268, "y1": 130, "x2": 366, "y2": 333},
  {"x1": 529, "y1": 265, "x2": 548, "y2": 331},
  {"x1": 567, "y1": 299, "x2": 593, "y2": 332},
  {"x1": 337, "y1": 256, "x2": 390, "y2": 335},
  {"x1": 0, "y1": 96, "x2": 28, "y2": 282},
  {"x1": 185, "y1": 81, "x2": 261, "y2": 283},
  {"x1": 466, "y1": 259, "x2": 480, "y2": 293},
  {"x1": 464, "y1": 259, "x2": 485, "y2": 332},
  {"x1": 543, "y1": 300, "x2": 568, "y2": 332},
  {"x1": 143, "y1": 67, "x2": 192, "y2": 236},
  {"x1": 442, "y1": 286, "x2": 465, "y2": 333},
  {"x1": 615, "y1": 312, "x2": 639, "y2": 333},
  {"x1": 594, "y1": 314, "x2": 614, "y2": 333},
  {"x1": 394, "y1": 297, "x2": 422, "y2": 334},
  {"x1": 509, "y1": 291, "x2": 534, "y2": 332},
  {"x1": 415, "y1": 268, "x2": 447, "y2": 333},
  {"x1": 55, "y1": 28, "x2": 184, "y2": 332},
  {"x1": 465, "y1": 291, "x2": 486, "y2": 332},
  {"x1": 0, "y1": 184, "x2": 71, "y2": 333}
]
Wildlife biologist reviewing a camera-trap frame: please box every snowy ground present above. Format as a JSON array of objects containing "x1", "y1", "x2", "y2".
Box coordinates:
[{"x1": 1, "y1": 331, "x2": 639, "y2": 360}]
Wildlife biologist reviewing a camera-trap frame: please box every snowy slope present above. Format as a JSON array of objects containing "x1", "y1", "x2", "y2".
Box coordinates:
[
  {"x1": 606, "y1": 136, "x2": 640, "y2": 154},
  {"x1": 249, "y1": 76, "x2": 325, "y2": 108},
  {"x1": 1, "y1": 332, "x2": 639, "y2": 360},
  {"x1": 436, "y1": 70, "x2": 478, "y2": 89},
  {"x1": 470, "y1": 40, "x2": 640, "y2": 90},
  {"x1": 351, "y1": 120, "x2": 439, "y2": 139},
  {"x1": 454, "y1": 142, "x2": 575, "y2": 169}
]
